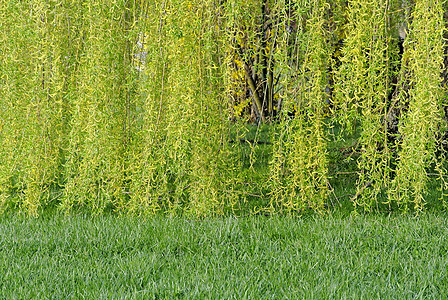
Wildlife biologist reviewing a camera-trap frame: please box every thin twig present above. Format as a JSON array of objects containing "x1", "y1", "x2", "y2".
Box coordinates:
[{"x1": 326, "y1": 179, "x2": 341, "y2": 207}]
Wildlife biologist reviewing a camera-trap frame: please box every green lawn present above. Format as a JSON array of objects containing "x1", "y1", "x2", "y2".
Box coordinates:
[{"x1": 1, "y1": 213, "x2": 448, "y2": 299}]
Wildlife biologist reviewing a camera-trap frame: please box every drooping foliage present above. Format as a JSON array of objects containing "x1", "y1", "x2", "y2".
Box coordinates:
[
  {"x1": 1, "y1": 0, "x2": 447, "y2": 216},
  {"x1": 389, "y1": 0, "x2": 446, "y2": 211},
  {"x1": 269, "y1": 0, "x2": 329, "y2": 214},
  {"x1": 335, "y1": 0, "x2": 394, "y2": 211}
]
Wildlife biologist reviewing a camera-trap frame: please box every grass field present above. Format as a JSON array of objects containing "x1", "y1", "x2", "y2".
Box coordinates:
[
  {"x1": 1, "y1": 123, "x2": 447, "y2": 299},
  {"x1": 1, "y1": 212, "x2": 448, "y2": 299}
]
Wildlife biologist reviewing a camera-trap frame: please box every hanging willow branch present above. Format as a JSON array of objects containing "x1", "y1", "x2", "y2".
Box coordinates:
[{"x1": 389, "y1": 0, "x2": 445, "y2": 211}]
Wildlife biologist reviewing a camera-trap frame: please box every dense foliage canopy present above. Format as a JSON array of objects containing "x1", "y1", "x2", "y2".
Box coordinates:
[{"x1": 1, "y1": 0, "x2": 448, "y2": 216}]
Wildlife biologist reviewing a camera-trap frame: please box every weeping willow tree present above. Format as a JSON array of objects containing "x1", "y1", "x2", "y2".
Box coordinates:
[{"x1": 1, "y1": 0, "x2": 447, "y2": 216}]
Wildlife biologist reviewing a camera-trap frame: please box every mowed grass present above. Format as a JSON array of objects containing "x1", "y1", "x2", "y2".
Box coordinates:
[{"x1": 1, "y1": 213, "x2": 448, "y2": 299}]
